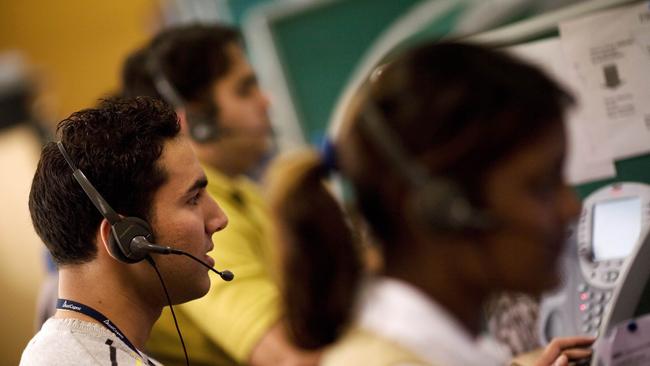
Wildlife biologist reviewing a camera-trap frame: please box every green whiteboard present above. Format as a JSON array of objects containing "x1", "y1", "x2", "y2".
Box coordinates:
[{"x1": 244, "y1": 0, "x2": 425, "y2": 147}]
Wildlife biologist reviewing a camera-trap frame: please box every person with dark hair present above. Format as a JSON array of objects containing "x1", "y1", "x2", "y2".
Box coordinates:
[
  {"x1": 120, "y1": 24, "x2": 318, "y2": 366},
  {"x1": 265, "y1": 42, "x2": 595, "y2": 366},
  {"x1": 20, "y1": 97, "x2": 228, "y2": 365}
]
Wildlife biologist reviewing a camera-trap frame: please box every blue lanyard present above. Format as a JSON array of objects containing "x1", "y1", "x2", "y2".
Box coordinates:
[{"x1": 56, "y1": 298, "x2": 153, "y2": 364}]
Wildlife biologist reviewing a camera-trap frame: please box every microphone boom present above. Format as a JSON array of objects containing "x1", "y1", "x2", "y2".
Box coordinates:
[{"x1": 131, "y1": 236, "x2": 234, "y2": 281}]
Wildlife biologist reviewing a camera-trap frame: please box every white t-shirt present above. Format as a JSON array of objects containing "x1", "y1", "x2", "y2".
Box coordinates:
[{"x1": 20, "y1": 318, "x2": 161, "y2": 366}]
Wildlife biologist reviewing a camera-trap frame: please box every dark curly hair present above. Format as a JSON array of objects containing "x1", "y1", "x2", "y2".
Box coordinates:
[{"x1": 29, "y1": 97, "x2": 180, "y2": 266}]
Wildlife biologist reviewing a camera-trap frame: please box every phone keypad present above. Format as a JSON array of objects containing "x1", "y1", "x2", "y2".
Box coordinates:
[{"x1": 577, "y1": 283, "x2": 613, "y2": 336}]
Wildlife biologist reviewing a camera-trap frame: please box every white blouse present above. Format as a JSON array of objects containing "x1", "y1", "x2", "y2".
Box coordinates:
[{"x1": 355, "y1": 277, "x2": 510, "y2": 366}]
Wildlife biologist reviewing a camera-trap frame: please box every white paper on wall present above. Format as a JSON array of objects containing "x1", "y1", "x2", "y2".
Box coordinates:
[
  {"x1": 508, "y1": 37, "x2": 616, "y2": 185},
  {"x1": 560, "y1": 1, "x2": 650, "y2": 160}
]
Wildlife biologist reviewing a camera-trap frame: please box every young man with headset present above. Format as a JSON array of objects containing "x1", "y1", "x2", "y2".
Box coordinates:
[
  {"x1": 20, "y1": 97, "x2": 229, "y2": 365},
  {"x1": 122, "y1": 24, "x2": 319, "y2": 366}
]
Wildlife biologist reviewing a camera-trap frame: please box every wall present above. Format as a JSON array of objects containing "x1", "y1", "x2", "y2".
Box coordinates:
[{"x1": 0, "y1": 0, "x2": 159, "y2": 121}]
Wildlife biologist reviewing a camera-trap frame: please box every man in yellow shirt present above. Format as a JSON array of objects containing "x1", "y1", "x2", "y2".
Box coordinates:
[{"x1": 121, "y1": 24, "x2": 318, "y2": 366}]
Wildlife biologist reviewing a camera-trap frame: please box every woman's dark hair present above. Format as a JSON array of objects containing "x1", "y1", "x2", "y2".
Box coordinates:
[
  {"x1": 268, "y1": 41, "x2": 573, "y2": 349},
  {"x1": 29, "y1": 97, "x2": 180, "y2": 265},
  {"x1": 266, "y1": 151, "x2": 362, "y2": 349},
  {"x1": 351, "y1": 41, "x2": 574, "y2": 255}
]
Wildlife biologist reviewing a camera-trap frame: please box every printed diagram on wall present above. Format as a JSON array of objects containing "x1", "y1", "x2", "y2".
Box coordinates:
[{"x1": 602, "y1": 63, "x2": 623, "y2": 89}]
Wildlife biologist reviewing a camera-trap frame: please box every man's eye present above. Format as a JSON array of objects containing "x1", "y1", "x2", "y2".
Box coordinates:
[{"x1": 188, "y1": 191, "x2": 201, "y2": 205}]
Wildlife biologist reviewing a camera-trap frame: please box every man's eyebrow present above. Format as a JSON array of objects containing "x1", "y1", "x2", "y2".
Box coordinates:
[{"x1": 185, "y1": 176, "x2": 208, "y2": 195}]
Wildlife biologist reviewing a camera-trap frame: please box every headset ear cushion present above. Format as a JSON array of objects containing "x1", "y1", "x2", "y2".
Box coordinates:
[
  {"x1": 187, "y1": 109, "x2": 219, "y2": 143},
  {"x1": 108, "y1": 217, "x2": 154, "y2": 264}
]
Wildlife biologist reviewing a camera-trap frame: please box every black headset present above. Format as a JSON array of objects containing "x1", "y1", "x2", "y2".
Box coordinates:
[
  {"x1": 56, "y1": 141, "x2": 234, "y2": 280},
  {"x1": 358, "y1": 95, "x2": 495, "y2": 233},
  {"x1": 147, "y1": 54, "x2": 220, "y2": 143},
  {"x1": 56, "y1": 141, "x2": 156, "y2": 263}
]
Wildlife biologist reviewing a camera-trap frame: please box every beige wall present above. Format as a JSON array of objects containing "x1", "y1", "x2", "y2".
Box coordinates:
[
  {"x1": 0, "y1": 127, "x2": 45, "y2": 365},
  {"x1": 0, "y1": 1, "x2": 158, "y2": 364},
  {"x1": 0, "y1": 0, "x2": 159, "y2": 120}
]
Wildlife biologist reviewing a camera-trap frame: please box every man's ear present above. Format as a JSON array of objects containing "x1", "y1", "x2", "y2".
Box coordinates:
[
  {"x1": 176, "y1": 108, "x2": 190, "y2": 135},
  {"x1": 98, "y1": 218, "x2": 114, "y2": 258}
]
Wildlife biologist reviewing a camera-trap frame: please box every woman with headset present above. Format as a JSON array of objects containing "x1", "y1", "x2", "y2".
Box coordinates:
[{"x1": 265, "y1": 41, "x2": 594, "y2": 365}]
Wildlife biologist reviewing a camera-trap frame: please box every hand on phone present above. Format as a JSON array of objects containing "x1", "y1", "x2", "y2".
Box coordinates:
[{"x1": 534, "y1": 336, "x2": 596, "y2": 366}]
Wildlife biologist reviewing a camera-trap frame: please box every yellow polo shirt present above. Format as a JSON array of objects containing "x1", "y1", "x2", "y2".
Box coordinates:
[{"x1": 146, "y1": 165, "x2": 280, "y2": 366}]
